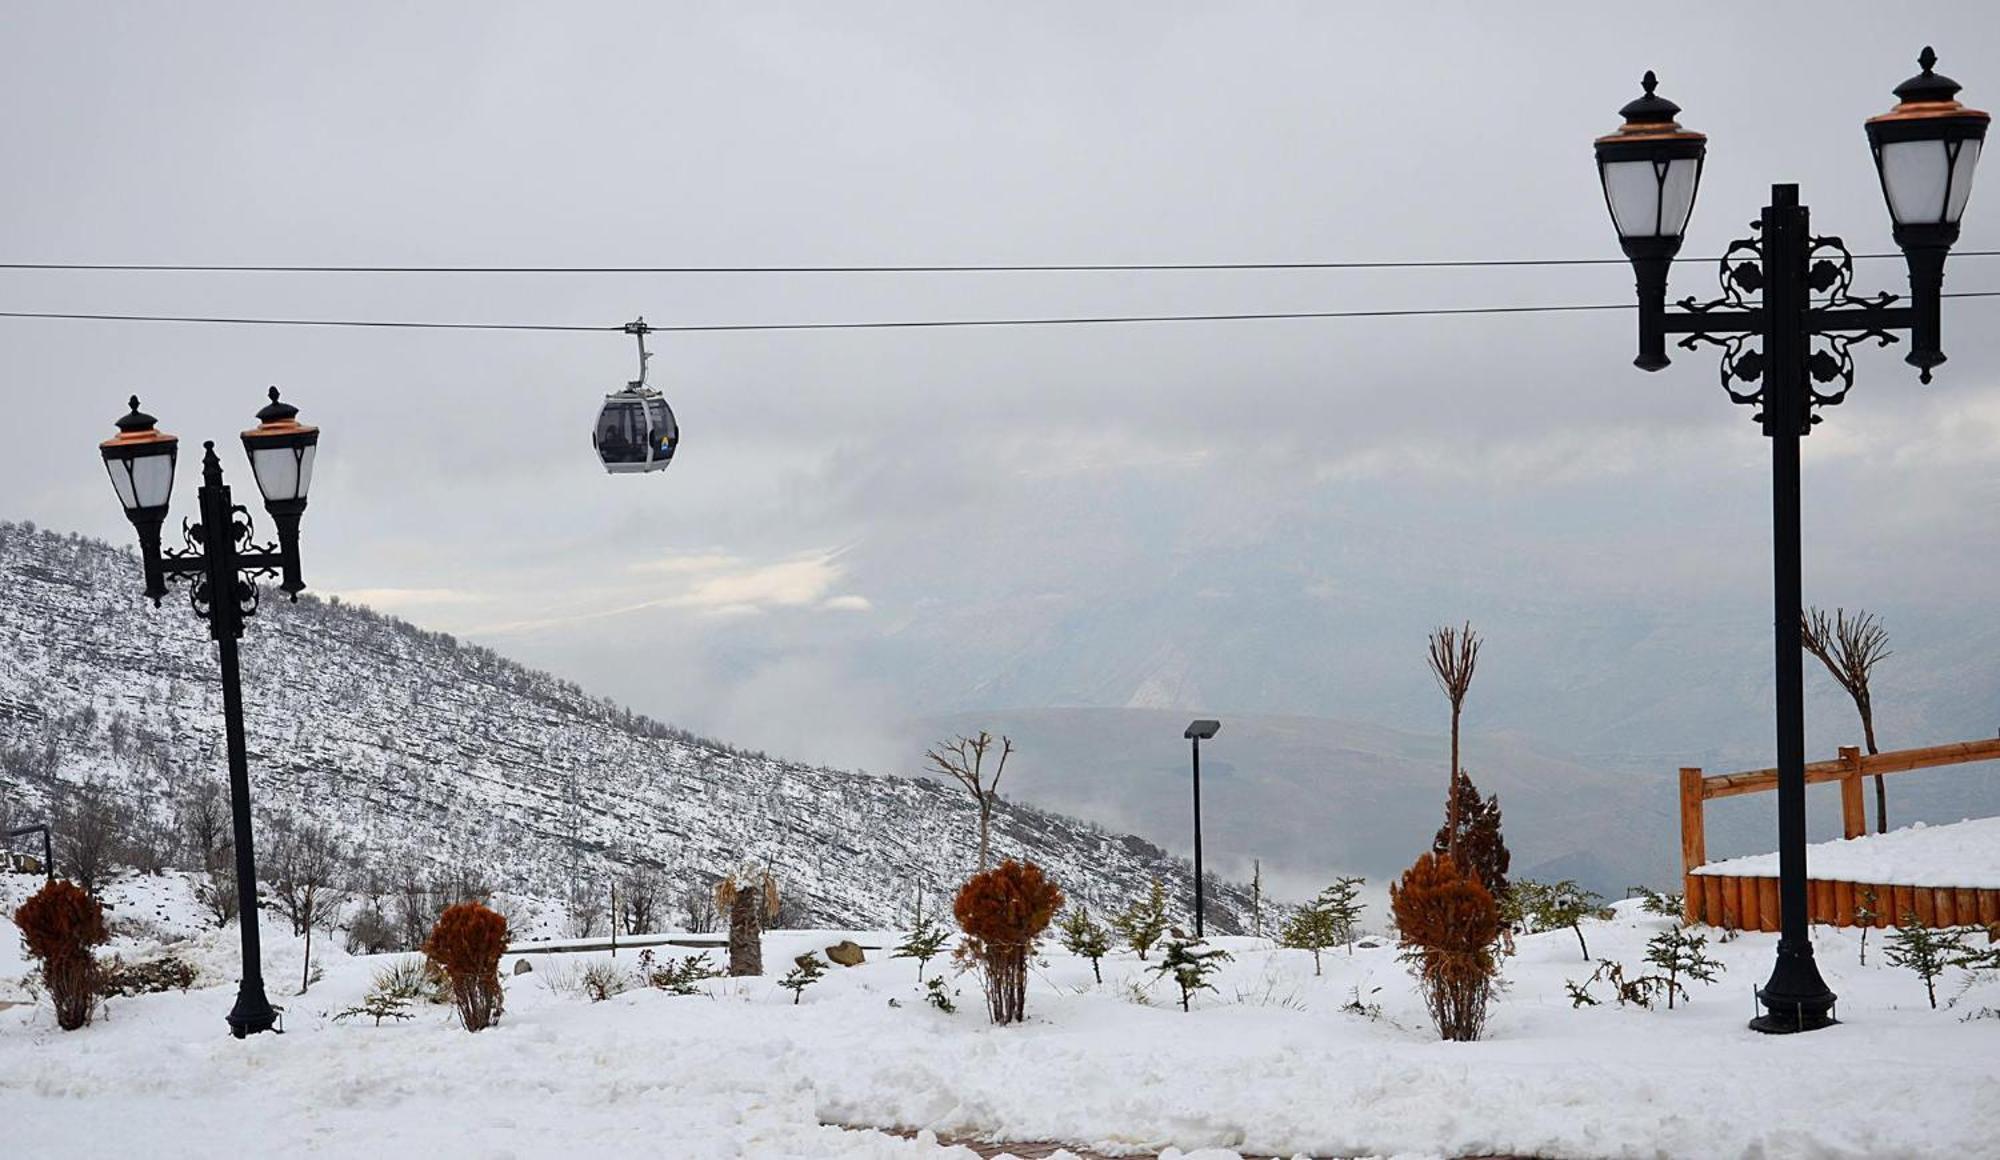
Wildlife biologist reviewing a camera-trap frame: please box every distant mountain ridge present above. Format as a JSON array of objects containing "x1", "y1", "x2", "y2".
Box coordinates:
[{"x1": 0, "y1": 521, "x2": 1256, "y2": 931}]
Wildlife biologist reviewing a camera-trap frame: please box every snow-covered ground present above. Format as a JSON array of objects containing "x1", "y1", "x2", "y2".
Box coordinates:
[
  {"x1": 2, "y1": 871, "x2": 1997, "y2": 1159},
  {"x1": 1695, "y1": 816, "x2": 2000, "y2": 888}
]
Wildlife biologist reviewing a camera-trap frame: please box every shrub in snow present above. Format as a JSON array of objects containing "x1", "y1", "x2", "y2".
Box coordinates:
[
  {"x1": 334, "y1": 993, "x2": 414, "y2": 1026},
  {"x1": 1632, "y1": 886, "x2": 1686, "y2": 920},
  {"x1": 581, "y1": 959, "x2": 628, "y2": 1002},
  {"x1": 372, "y1": 954, "x2": 450, "y2": 1005},
  {"x1": 1111, "y1": 877, "x2": 1169, "y2": 961},
  {"x1": 954, "y1": 859, "x2": 1064, "y2": 1025},
  {"x1": 1885, "y1": 915, "x2": 1971, "y2": 1010},
  {"x1": 1505, "y1": 879, "x2": 1602, "y2": 961},
  {"x1": 893, "y1": 913, "x2": 952, "y2": 982},
  {"x1": 780, "y1": 954, "x2": 827, "y2": 1004},
  {"x1": 923, "y1": 974, "x2": 958, "y2": 1013},
  {"x1": 635, "y1": 949, "x2": 723, "y2": 995},
  {"x1": 1151, "y1": 935, "x2": 1233, "y2": 1012},
  {"x1": 1432, "y1": 771, "x2": 1509, "y2": 900},
  {"x1": 1056, "y1": 905, "x2": 1111, "y2": 983},
  {"x1": 423, "y1": 901, "x2": 509, "y2": 1031},
  {"x1": 716, "y1": 868, "x2": 779, "y2": 978},
  {"x1": 14, "y1": 878, "x2": 109, "y2": 1030},
  {"x1": 1566, "y1": 959, "x2": 1668, "y2": 1009},
  {"x1": 1390, "y1": 851, "x2": 1499, "y2": 1042},
  {"x1": 1642, "y1": 925, "x2": 1723, "y2": 1009},
  {"x1": 98, "y1": 954, "x2": 198, "y2": 998}
]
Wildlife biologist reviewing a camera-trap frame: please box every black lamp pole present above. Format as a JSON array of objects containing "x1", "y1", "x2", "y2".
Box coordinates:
[
  {"x1": 1598, "y1": 51, "x2": 1986, "y2": 1034},
  {"x1": 101, "y1": 390, "x2": 320, "y2": 1038},
  {"x1": 1182, "y1": 719, "x2": 1220, "y2": 938}
]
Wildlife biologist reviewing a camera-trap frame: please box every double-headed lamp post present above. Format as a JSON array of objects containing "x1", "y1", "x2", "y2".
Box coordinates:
[
  {"x1": 99, "y1": 388, "x2": 322, "y2": 1038},
  {"x1": 1596, "y1": 49, "x2": 1985, "y2": 1034},
  {"x1": 1182, "y1": 719, "x2": 1220, "y2": 938}
]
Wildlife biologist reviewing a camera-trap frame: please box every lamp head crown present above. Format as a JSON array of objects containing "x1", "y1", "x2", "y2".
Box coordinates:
[
  {"x1": 113, "y1": 396, "x2": 159, "y2": 435},
  {"x1": 255, "y1": 386, "x2": 299, "y2": 425}
]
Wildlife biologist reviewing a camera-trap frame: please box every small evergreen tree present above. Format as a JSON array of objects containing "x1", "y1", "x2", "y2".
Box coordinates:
[
  {"x1": 1250, "y1": 860, "x2": 1264, "y2": 939},
  {"x1": 1280, "y1": 899, "x2": 1338, "y2": 975},
  {"x1": 892, "y1": 915, "x2": 952, "y2": 982},
  {"x1": 1057, "y1": 905, "x2": 1112, "y2": 983},
  {"x1": 1854, "y1": 886, "x2": 1880, "y2": 966},
  {"x1": 1111, "y1": 877, "x2": 1170, "y2": 961},
  {"x1": 1642, "y1": 925, "x2": 1723, "y2": 1009},
  {"x1": 1320, "y1": 876, "x2": 1366, "y2": 953},
  {"x1": 1152, "y1": 934, "x2": 1233, "y2": 1012},
  {"x1": 1431, "y1": 770, "x2": 1509, "y2": 899},
  {"x1": 779, "y1": 954, "x2": 827, "y2": 1005},
  {"x1": 1512, "y1": 879, "x2": 1602, "y2": 961},
  {"x1": 1885, "y1": 914, "x2": 1968, "y2": 1009}
]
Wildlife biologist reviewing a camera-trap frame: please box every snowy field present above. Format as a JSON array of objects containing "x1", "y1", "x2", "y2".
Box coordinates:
[
  {"x1": 1695, "y1": 816, "x2": 2000, "y2": 888},
  {"x1": 2, "y1": 872, "x2": 1998, "y2": 1159}
]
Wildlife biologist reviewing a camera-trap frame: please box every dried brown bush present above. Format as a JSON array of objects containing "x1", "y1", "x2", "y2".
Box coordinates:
[
  {"x1": 1390, "y1": 851, "x2": 1500, "y2": 1042},
  {"x1": 15, "y1": 879, "x2": 109, "y2": 1030},
  {"x1": 953, "y1": 859, "x2": 1064, "y2": 1025},
  {"x1": 422, "y1": 901, "x2": 509, "y2": 1031}
]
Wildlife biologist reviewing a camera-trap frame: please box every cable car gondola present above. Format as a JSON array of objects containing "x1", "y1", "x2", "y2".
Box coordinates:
[{"x1": 593, "y1": 318, "x2": 679, "y2": 474}]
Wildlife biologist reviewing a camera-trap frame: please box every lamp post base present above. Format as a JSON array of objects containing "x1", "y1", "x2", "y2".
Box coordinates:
[
  {"x1": 226, "y1": 984, "x2": 278, "y2": 1038},
  {"x1": 1750, "y1": 957, "x2": 1837, "y2": 1035}
]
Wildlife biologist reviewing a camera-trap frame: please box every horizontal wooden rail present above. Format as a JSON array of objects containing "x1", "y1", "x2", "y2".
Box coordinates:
[
  {"x1": 1701, "y1": 737, "x2": 2000, "y2": 800},
  {"x1": 1678, "y1": 735, "x2": 2000, "y2": 923}
]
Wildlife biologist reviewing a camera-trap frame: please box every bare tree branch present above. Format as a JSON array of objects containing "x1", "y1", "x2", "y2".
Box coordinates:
[
  {"x1": 925, "y1": 731, "x2": 1013, "y2": 872},
  {"x1": 1802, "y1": 605, "x2": 1892, "y2": 832},
  {"x1": 1426, "y1": 622, "x2": 1482, "y2": 860}
]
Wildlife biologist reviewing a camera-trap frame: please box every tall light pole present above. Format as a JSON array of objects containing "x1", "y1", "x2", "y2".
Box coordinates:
[
  {"x1": 100, "y1": 388, "x2": 322, "y2": 1038},
  {"x1": 1595, "y1": 49, "x2": 1985, "y2": 1034},
  {"x1": 1182, "y1": 719, "x2": 1220, "y2": 938}
]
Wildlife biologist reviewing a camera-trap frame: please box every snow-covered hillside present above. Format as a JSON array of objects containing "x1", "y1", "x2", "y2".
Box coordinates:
[{"x1": 0, "y1": 521, "x2": 1254, "y2": 930}]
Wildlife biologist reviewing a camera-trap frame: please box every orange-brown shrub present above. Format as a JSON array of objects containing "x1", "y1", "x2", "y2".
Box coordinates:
[
  {"x1": 15, "y1": 879, "x2": 110, "y2": 1031},
  {"x1": 953, "y1": 859, "x2": 1064, "y2": 1025},
  {"x1": 1390, "y1": 851, "x2": 1500, "y2": 1041},
  {"x1": 423, "y1": 900, "x2": 509, "y2": 1031}
]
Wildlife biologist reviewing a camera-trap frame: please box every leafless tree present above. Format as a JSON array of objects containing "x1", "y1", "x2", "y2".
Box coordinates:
[
  {"x1": 266, "y1": 819, "x2": 346, "y2": 993},
  {"x1": 177, "y1": 779, "x2": 229, "y2": 873},
  {"x1": 196, "y1": 850, "x2": 240, "y2": 927},
  {"x1": 1426, "y1": 623, "x2": 1482, "y2": 861},
  {"x1": 925, "y1": 731, "x2": 1014, "y2": 872},
  {"x1": 1803, "y1": 606, "x2": 1893, "y2": 833},
  {"x1": 681, "y1": 882, "x2": 719, "y2": 933},
  {"x1": 54, "y1": 780, "x2": 128, "y2": 895},
  {"x1": 618, "y1": 867, "x2": 665, "y2": 935},
  {"x1": 566, "y1": 883, "x2": 606, "y2": 939}
]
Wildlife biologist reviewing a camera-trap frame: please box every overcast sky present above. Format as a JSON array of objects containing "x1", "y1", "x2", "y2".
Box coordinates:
[{"x1": 5, "y1": 2, "x2": 1997, "y2": 776}]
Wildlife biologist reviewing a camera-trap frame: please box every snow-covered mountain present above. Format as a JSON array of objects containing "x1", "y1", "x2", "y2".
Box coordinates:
[{"x1": 0, "y1": 520, "x2": 1255, "y2": 931}]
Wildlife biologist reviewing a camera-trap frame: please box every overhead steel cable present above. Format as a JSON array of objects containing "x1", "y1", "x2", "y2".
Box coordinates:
[
  {"x1": 0, "y1": 252, "x2": 1996, "y2": 274},
  {"x1": 0, "y1": 292, "x2": 1994, "y2": 334}
]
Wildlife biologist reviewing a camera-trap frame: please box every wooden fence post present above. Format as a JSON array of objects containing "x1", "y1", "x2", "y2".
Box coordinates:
[
  {"x1": 1838, "y1": 746, "x2": 1866, "y2": 840},
  {"x1": 1679, "y1": 767, "x2": 1706, "y2": 924}
]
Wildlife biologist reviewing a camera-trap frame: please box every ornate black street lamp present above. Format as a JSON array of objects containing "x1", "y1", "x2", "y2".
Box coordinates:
[
  {"x1": 1596, "y1": 50, "x2": 1986, "y2": 1034},
  {"x1": 1182, "y1": 718, "x2": 1220, "y2": 938},
  {"x1": 100, "y1": 388, "x2": 322, "y2": 1038}
]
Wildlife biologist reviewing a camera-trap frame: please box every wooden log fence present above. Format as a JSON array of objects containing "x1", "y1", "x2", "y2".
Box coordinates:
[{"x1": 1678, "y1": 735, "x2": 2000, "y2": 930}]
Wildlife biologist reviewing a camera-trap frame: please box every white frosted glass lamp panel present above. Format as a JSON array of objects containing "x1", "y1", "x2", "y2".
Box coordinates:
[
  {"x1": 105, "y1": 461, "x2": 137, "y2": 511},
  {"x1": 1946, "y1": 138, "x2": 1981, "y2": 222},
  {"x1": 1601, "y1": 160, "x2": 1663, "y2": 237},
  {"x1": 131, "y1": 453, "x2": 174, "y2": 508},
  {"x1": 1881, "y1": 140, "x2": 1952, "y2": 224},
  {"x1": 1657, "y1": 158, "x2": 1700, "y2": 236},
  {"x1": 293, "y1": 444, "x2": 317, "y2": 499},
  {"x1": 251, "y1": 445, "x2": 300, "y2": 502}
]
